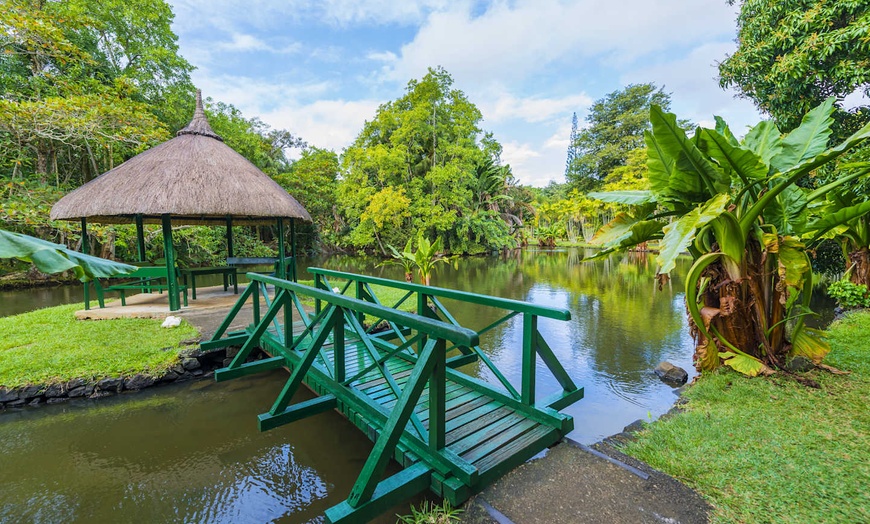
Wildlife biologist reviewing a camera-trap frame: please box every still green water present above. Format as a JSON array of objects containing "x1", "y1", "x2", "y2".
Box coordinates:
[{"x1": 0, "y1": 248, "x2": 819, "y2": 522}]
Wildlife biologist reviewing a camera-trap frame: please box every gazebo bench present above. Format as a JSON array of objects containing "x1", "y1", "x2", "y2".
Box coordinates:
[
  {"x1": 227, "y1": 256, "x2": 296, "y2": 280},
  {"x1": 180, "y1": 266, "x2": 238, "y2": 299},
  {"x1": 95, "y1": 266, "x2": 188, "y2": 308}
]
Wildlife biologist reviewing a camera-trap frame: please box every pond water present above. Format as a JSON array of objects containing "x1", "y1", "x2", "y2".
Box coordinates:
[{"x1": 0, "y1": 249, "x2": 836, "y2": 522}]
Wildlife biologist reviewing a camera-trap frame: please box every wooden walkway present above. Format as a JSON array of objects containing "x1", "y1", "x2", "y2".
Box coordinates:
[{"x1": 203, "y1": 270, "x2": 583, "y2": 523}]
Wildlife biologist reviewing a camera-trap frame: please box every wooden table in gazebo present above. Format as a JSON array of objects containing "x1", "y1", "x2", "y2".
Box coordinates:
[{"x1": 50, "y1": 90, "x2": 311, "y2": 311}]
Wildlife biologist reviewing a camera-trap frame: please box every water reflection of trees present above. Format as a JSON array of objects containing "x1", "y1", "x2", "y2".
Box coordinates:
[{"x1": 516, "y1": 249, "x2": 691, "y2": 378}]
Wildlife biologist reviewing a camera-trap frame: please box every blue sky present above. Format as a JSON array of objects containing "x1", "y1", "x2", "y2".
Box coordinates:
[{"x1": 166, "y1": 0, "x2": 764, "y2": 186}]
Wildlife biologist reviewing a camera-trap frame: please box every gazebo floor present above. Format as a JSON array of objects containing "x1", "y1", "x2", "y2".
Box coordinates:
[{"x1": 75, "y1": 285, "x2": 244, "y2": 321}]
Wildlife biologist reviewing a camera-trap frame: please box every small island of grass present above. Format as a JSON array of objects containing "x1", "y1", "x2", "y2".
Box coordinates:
[{"x1": 0, "y1": 303, "x2": 199, "y2": 389}]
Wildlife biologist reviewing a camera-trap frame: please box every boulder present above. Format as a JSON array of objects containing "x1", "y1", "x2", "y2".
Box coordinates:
[
  {"x1": 66, "y1": 378, "x2": 86, "y2": 390},
  {"x1": 89, "y1": 390, "x2": 114, "y2": 399},
  {"x1": 124, "y1": 374, "x2": 155, "y2": 390},
  {"x1": 28, "y1": 398, "x2": 42, "y2": 407},
  {"x1": 181, "y1": 357, "x2": 201, "y2": 371},
  {"x1": 43, "y1": 383, "x2": 67, "y2": 398},
  {"x1": 784, "y1": 355, "x2": 814, "y2": 373},
  {"x1": 96, "y1": 377, "x2": 124, "y2": 393},
  {"x1": 225, "y1": 346, "x2": 241, "y2": 359},
  {"x1": 160, "y1": 371, "x2": 180, "y2": 382},
  {"x1": 68, "y1": 384, "x2": 94, "y2": 398},
  {"x1": 0, "y1": 388, "x2": 19, "y2": 403},
  {"x1": 46, "y1": 397, "x2": 69, "y2": 405},
  {"x1": 19, "y1": 385, "x2": 44, "y2": 400},
  {"x1": 655, "y1": 361, "x2": 689, "y2": 386},
  {"x1": 171, "y1": 364, "x2": 185, "y2": 375}
]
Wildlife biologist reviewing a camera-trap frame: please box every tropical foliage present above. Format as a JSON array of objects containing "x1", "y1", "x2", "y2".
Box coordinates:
[
  {"x1": 587, "y1": 98, "x2": 870, "y2": 376},
  {"x1": 719, "y1": 0, "x2": 870, "y2": 136},
  {"x1": 0, "y1": 228, "x2": 135, "y2": 281},
  {"x1": 337, "y1": 67, "x2": 523, "y2": 255}
]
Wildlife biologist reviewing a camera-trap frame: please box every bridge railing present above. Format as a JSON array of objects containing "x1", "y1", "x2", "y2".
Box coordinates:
[
  {"x1": 307, "y1": 267, "x2": 583, "y2": 412},
  {"x1": 203, "y1": 273, "x2": 485, "y2": 519}
]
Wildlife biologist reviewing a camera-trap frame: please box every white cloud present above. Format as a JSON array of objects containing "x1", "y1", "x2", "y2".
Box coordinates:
[
  {"x1": 367, "y1": 51, "x2": 398, "y2": 63},
  {"x1": 217, "y1": 33, "x2": 301, "y2": 54},
  {"x1": 385, "y1": 0, "x2": 738, "y2": 87},
  {"x1": 620, "y1": 41, "x2": 762, "y2": 134},
  {"x1": 481, "y1": 93, "x2": 592, "y2": 124},
  {"x1": 263, "y1": 99, "x2": 381, "y2": 155}
]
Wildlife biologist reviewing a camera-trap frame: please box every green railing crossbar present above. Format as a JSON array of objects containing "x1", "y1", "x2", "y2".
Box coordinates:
[
  {"x1": 252, "y1": 274, "x2": 479, "y2": 347},
  {"x1": 308, "y1": 267, "x2": 571, "y2": 321}
]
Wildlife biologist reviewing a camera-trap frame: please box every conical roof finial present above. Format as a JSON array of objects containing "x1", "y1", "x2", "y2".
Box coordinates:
[{"x1": 177, "y1": 89, "x2": 223, "y2": 141}]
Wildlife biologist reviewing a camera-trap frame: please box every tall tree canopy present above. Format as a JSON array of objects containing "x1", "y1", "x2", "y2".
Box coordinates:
[
  {"x1": 0, "y1": 0, "x2": 194, "y2": 185},
  {"x1": 719, "y1": 0, "x2": 870, "y2": 136},
  {"x1": 567, "y1": 83, "x2": 672, "y2": 192},
  {"x1": 337, "y1": 67, "x2": 517, "y2": 255}
]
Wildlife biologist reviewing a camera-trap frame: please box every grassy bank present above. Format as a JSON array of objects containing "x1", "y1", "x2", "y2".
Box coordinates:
[
  {"x1": 0, "y1": 303, "x2": 199, "y2": 388},
  {"x1": 623, "y1": 311, "x2": 870, "y2": 523}
]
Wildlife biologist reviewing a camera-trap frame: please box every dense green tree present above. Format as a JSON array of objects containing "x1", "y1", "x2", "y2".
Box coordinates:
[
  {"x1": 338, "y1": 67, "x2": 515, "y2": 254},
  {"x1": 719, "y1": 0, "x2": 870, "y2": 136},
  {"x1": 273, "y1": 148, "x2": 340, "y2": 253},
  {"x1": 567, "y1": 83, "x2": 672, "y2": 192},
  {"x1": 0, "y1": 0, "x2": 193, "y2": 185}
]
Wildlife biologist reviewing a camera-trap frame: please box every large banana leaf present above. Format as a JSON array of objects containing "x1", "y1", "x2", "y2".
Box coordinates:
[
  {"x1": 649, "y1": 106, "x2": 730, "y2": 199},
  {"x1": 0, "y1": 229, "x2": 136, "y2": 282},
  {"x1": 771, "y1": 97, "x2": 834, "y2": 172},
  {"x1": 713, "y1": 116, "x2": 740, "y2": 147},
  {"x1": 808, "y1": 200, "x2": 870, "y2": 240},
  {"x1": 699, "y1": 128, "x2": 769, "y2": 186},
  {"x1": 587, "y1": 190, "x2": 656, "y2": 205},
  {"x1": 763, "y1": 185, "x2": 808, "y2": 236},
  {"x1": 741, "y1": 120, "x2": 782, "y2": 166},
  {"x1": 657, "y1": 193, "x2": 730, "y2": 274},
  {"x1": 585, "y1": 217, "x2": 665, "y2": 261}
]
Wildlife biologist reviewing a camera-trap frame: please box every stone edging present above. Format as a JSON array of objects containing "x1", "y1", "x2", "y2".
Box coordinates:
[{"x1": 0, "y1": 345, "x2": 255, "y2": 410}]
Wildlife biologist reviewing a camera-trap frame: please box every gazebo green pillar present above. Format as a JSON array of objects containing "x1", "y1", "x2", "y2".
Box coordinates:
[
  {"x1": 161, "y1": 214, "x2": 181, "y2": 311},
  {"x1": 81, "y1": 217, "x2": 90, "y2": 309},
  {"x1": 135, "y1": 215, "x2": 146, "y2": 262},
  {"x1": 277, "y1": 217, "x2": 286, "y2": 280},
  {"x1": 290, "y1": 218, "x2": 297, "y2": 282}
]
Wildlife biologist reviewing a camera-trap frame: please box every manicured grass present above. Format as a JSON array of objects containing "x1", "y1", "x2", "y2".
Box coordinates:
[
  {"x1": 0, "y1": 303, "x2": 199, "y2": 388},
  {"x1": 623, "y1": 311, "x2": 870, "y2": 523}
]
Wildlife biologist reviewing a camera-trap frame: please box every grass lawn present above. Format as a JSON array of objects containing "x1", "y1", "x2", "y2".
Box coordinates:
[
  {"x1": 623, "y1": 311, "x2": 870, "y2": 523},
  {"x1": 0, "y1": 303, "x2": 199, "y2": 388}
]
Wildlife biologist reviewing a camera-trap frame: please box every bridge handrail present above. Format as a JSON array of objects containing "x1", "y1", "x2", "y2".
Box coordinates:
[
  {"x1": 307, "y1": 267, "x2": 571, "y2": 321},
  {"x1": 252, "y1": 273, "x2": 479, "y2": 347}
]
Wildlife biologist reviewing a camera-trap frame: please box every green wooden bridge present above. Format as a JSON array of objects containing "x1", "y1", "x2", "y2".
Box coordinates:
[{"x1": 202, "y1": 268, "x2": 584, "y2": 523}]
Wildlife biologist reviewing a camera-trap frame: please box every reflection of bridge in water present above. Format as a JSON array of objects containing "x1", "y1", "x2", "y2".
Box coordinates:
[{"x1": 203, "y1": 268, "x2": 584, "y2": 523}]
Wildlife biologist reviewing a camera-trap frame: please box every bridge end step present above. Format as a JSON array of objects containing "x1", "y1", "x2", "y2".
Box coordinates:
[
  {"x1": 201, "y1": 332, "x2": 249, "y2": 351},
  {"x1": 325, "y1": 463, "x2": 432, "y2": 524},
  {"x1": 258, "y1": 394, "x2": 337, "y2": 431},
  {"x1": 214, "y1": 356, "x2": 285, "y2": 382}
]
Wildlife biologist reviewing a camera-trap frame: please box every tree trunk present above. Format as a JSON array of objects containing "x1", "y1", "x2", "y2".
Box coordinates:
[{"x1": 848, "y1": 247, "x2": 870, "y2": 287}]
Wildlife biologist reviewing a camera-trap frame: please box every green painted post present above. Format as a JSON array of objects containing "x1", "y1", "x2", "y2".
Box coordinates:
[
  {"x1": 290, "y1": 218, "x2": 297, "y2": 282},
  {"x1": 81, "y1": 217, "x2": 90, "y2": 310},
  {"x1": 522, "y1": 313, "x2": 537, "y2": 405},
  {"x1": 135, "y1": 215, "x2": 146, "y2": 262},
  {"x1": 161, "y1": 214, "x2": 180, "y2": 311},
  {"x1": 283, "y1": 290, "x2": 292, "y2": 349},
  {"x1": 334, "y1": 310, "x2": 345, "y2": 382},
  {"x1": 277, "y1": 217, "x2": 286, "y2": 280},
  {"x1": 356, "y1": 280, "x2": 365, "y2": 326},
  {"x1": 429, "y1": 338, "x2": 446, "y2": 450},
  {"x1": 252, "y1": 282, "x2": 260, "y2": 326},
  {"x1": 314, "y1": 274, "x2": 322, "y2": 316}
]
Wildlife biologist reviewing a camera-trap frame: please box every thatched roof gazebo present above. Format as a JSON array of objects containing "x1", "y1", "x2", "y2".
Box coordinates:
[{"x1": 51, "y1": 90, "x2": 311, "y2": 311}]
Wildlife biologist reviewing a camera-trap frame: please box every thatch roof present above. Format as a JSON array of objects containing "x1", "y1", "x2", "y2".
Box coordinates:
[{"x1": 51, "y1": 90, "x2": 311, "y2": 225}]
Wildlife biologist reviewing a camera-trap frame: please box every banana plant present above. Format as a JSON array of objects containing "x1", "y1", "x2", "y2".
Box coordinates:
[
  {"x1": 587, "y1": 98, "x2": 870, "y2": 376},
  {"x1": 404, "y1": 235, "x2": 452, "y2": 286},
  {"x1": 0, "y1": 228, "x2": 136, "y2": 281},
  {"x1": 804, "y1": 162, "x2": 870, "y2": 287},
  {"x1": 380, "y1": 238, "x2": 416, "y2": 281}
]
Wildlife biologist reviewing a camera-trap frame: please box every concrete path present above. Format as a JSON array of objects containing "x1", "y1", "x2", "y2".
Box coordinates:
[{"x1": 461, "y1": 438, "x2": 710, "y2": 524}]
